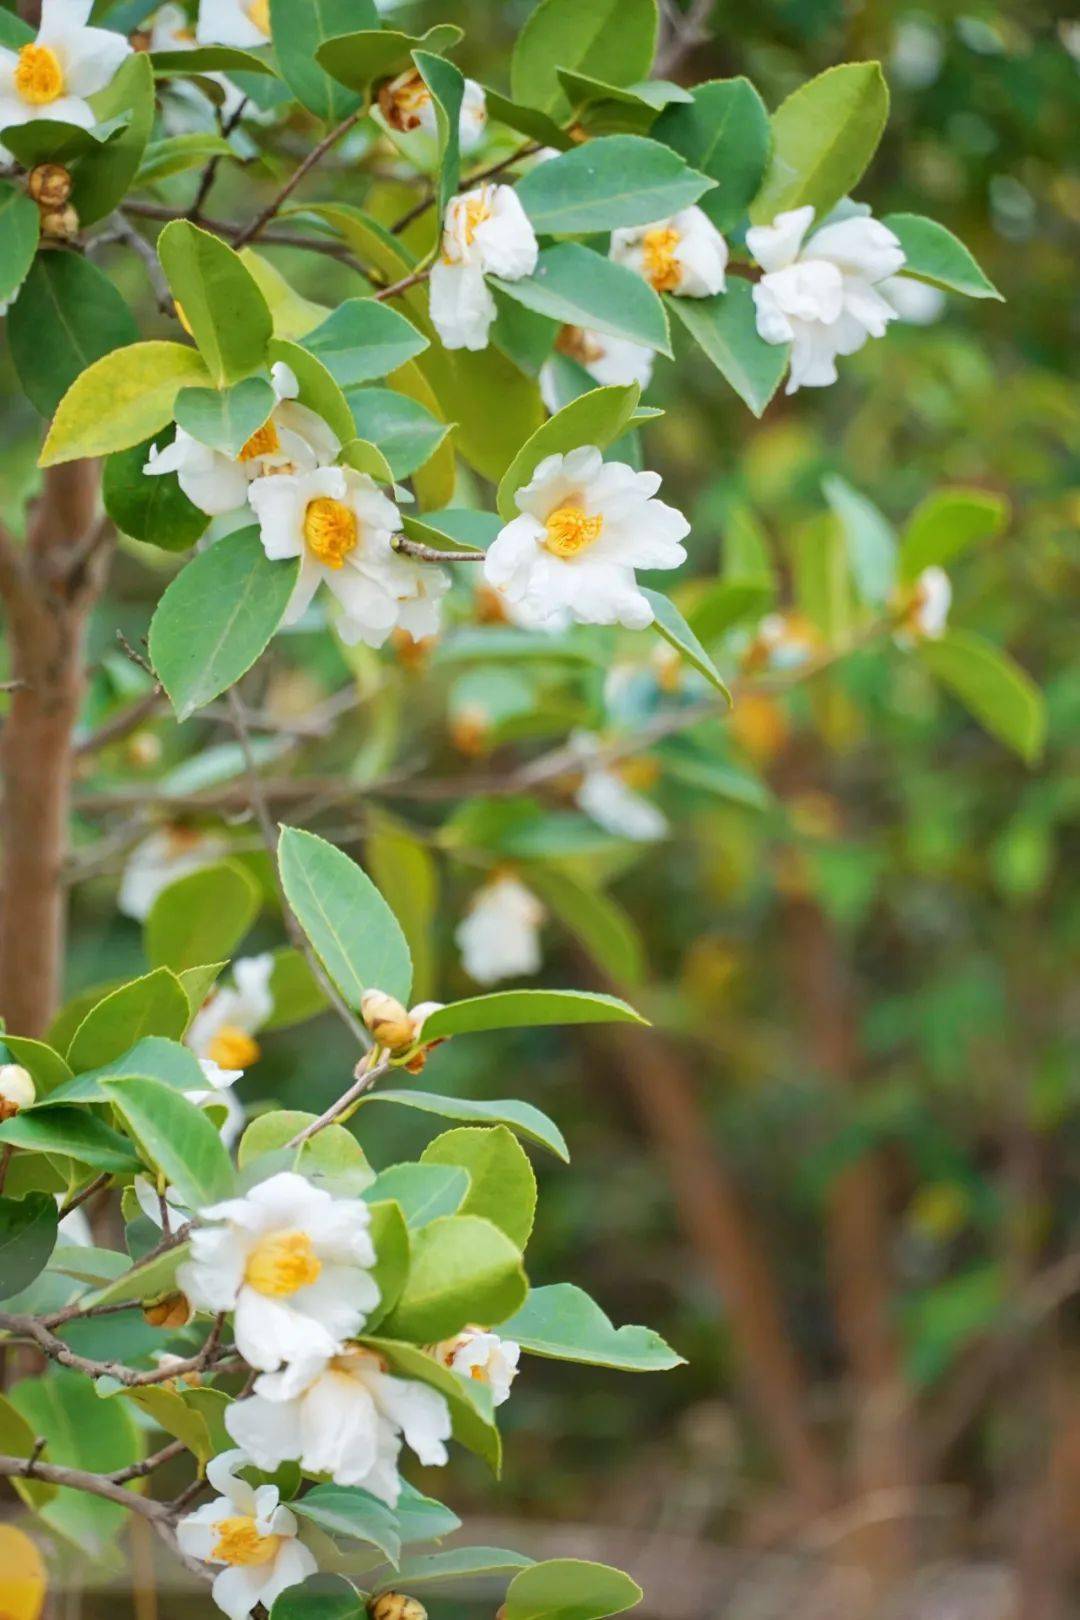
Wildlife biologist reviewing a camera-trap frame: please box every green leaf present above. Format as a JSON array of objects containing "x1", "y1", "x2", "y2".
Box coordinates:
[
  {"x1": 290, "y1": 1483, "x2": 400, "y2": 1563},
  {"x1": 899, "y1": 488, "x2": 1008, "y2": 581},
  {"x1": 421, "y1": 340, "x2": 545, "y2": 486},
  {"x1": 238, "y1": 1110, "x2": 373, "y2": 1197},
  {"x1": 525, "y1": 870, "x2": 644, "y2": 985},
  {"x1": 0, "y1": 182, "x2": 39, "y2": 305},
  {"x1": 102, "y1": 435, "x2": 208, "y2": 552},
  {"x1": 497, "y1": 383, "x2": 641, "y2": 520},
  {"x1": 919, "y1": 630, "x2": 1046, "y2": 764},
  {"x1": 267, "y1": 336, "x2": 356, "y2": 445},
  {"x1": 8, "y1": 251, "x2": 139, "y2": 419},
  {"x1": 668, "y1": 278, "x2": 788, "y2": 417},
  {"x1": 74, "y1": 50, "x2": 156, "y2": 226},
  {"x1": 883, "y1": 213, "x2": 1003, "y2": 300},
  {"x1": 151, "y1": 45, "x2": 279, "y2": 78},
  {"x1": 121, "y1": 1385, "x2": 213, "y2": 1468},
  {"x1": 822, "y1": 474, "x2": 896, "y2": 606},
  {"x1": 270, "y1": 0, "x2": 373, "y2": 120},
  {"x1": 174, "y1": 376, "x2": 276, "y2": 459},
  {"x1": 149, "y1": 525, "x2": 299, "y2": 720},
  {"x1": 366, "y1": 816, "x2": 438, "y2": 1004},
  {"x1": 362, "y1": 1337, "x2": 500, "y2": 1469},
  {"x1": 421, "y1": 1127, "x2": 536, "y2": 1250},
  {"x1": 0, "y1": 1108, "x2": 140, "y2": 1174},
  {"x1": 378, "y1": 1547, "x2": 534, "y2": 1588},
  {"x1": 654, "y1": 78, "x2": 771, "y2": 232},
  {"x1": 511, "y1": 0, "x2": 658, "y2": 118},
  {"x1": 0, "y1": 1037, "x2": 71, "y2": 1097},
  {"x1": 0, "y1": 1389, "x2": 55, "y2": 1508},
  {"x1": 557, "y1": 72, "x2": 690, "y2": 137},
  {"x1": 516, "y1": 135, "x2": 713, "y2": 235},
  {"x1": 361, "y1": 1091, "x2": 569, "y2": 1163},
  {"x1": 365, "y1": 1163, "x2": 469, "y2": 1228},
  {"x1": 0, "y1": 1192, "x2": 58, "y2": 1300},
  {"x1": 271, "y1": 1575, "x2": 363, "y2": 1620},
  {"x1": 315, "y1": 25, "x2": 463, "y2": 97},
  {"x1": 104, "y1": 1077, "x2": 234, "y2": 1209},
  {"x1": 301, "y1": 299, "x2": 427, "y2": 387},
  {"x1": 340, "y1": 434, "x2": 396, "y2": 485},
  {"x1": 499, "y1": 1283, "x2": 684, "y2": 1370},
  {"x1": 40, "y1": 341, "x2": 212, "y2": 466},
  {"x1": 641, "y1": 588, "x2": 731, "y2": 697},
  {"x1": 278, "y1": 826, "x2": 413, "y2": 1007},
  {"x1": 414, "y1": 50, "x2": 464, "y2": 225},
  {"x1": 42, "y1": 1037, "x2": 207, "y2": 1108},
  {"x1": 419, "y1": 990, "x2": 645, "y2": 1043},
  {"x1": 145, "y1": 860, "x2": 261, "y2": 973},
  {"x1": 158, "y1": 221, "x2": 273, "y2": 387},
  {"x1": 484, "y1": 87, "x2": 575, "y2": 150},
  {"x1": 365, "y1": 1199, "x2": 410, "y2": 1327},
  {"x1": 504, "y1": 1560, "x2": 642, "y2": 1620},
  {"x1": 136, "y1": 131, "x2": 240, "y2": 184},
  {"x1": 751, "y1": 62, "x2": 889, "y2": 225},
  {"x1": 180, "y1": 963, "x2": 227, "y2": 1015},
  {"x1": 67, "y1": 969, "x2": 190, "y2": 1071},
  {"x1": 347, "y1": 388, "x2": 450, "y2": 479},
  {"x1": 380, "y1": 1214, "x2": 528, "y2": 1341},
  {"x1": 264, "y1": 948, "x2": 330, "y2": 1031},
  {"x1": 85, "y1": 1241, "x2": 191, "y2": 1309},
  {"x1": 491, "y1": 244, "x2": 670, "y2": 357},
  {"x1": 395, "y1": 1480, "x2": 461, "y2": 1544}
]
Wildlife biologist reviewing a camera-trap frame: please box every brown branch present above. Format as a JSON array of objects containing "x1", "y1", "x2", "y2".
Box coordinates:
[
  {"x1": 287, "y1": 1053, "x2": 391, "y2": 1146},
  {"x1": 232, "y1": 109, "x2": 363, "y2": 250},
  {"x1": 111, "y1": 1437, "x2": 187, "y2": 1484},
  {"x1": 0, "y1": 1452, "x2": 169, "y2": 1519},
  {"x1": 393, "y1": 537, "x2": 486, "y2": 565},
  {"x1": 0, "y1": 1310, "x2": 238, "y2": 1389},
  {"x1": 75, "y1": 687, "x2": 163, "y2": 757}
]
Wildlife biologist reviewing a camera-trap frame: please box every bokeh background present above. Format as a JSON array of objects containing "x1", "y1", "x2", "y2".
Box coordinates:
[{"x1": 2, "y1": 1, "x2": 1078, "y2": 1616}]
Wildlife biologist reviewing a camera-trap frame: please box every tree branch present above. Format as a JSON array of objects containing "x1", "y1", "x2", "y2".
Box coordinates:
[{"x1": 232, "y1": 109, "x2": 363, "y2": 249}]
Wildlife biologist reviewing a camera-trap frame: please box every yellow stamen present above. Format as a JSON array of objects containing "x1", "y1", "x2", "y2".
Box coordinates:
[
  {"x1": 303, "y1": 497, "x2": 359, "y2": 568},
  {"x1": 641, "y1": 226, "x2": 682, "y2": 293},
  {"x1": 246, "y1": 0, "x2": 271, "y2": 36},
  {"x1": 207, "y1": 1025, "x2": 261, "y2": 1070},
  {"x1": 244, "y1": 1230, "x2": 322, "y2": 1298},
  {"x1": 462, "y1": 191, "x2": 492, "y2": 246},
  {"x1": 543, "y1": 504, "x2": 603, "y2": 558},
  {"x1": 238, "y1": 419, "x2": 280, "y2": 463},
  {"x1": 211, "y1": 1516, "x2": 281, "y2": 1568},
  {"x1": 14, "y1": 44, "x2": 64, "y2": 106}
]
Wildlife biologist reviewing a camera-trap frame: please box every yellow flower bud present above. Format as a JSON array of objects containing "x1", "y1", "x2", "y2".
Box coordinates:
[
  {"x1": 126, "y1": 730, "x2": 163, "y2": 769},
  {"x1": 0, "y1": 1064, "x2": 35, "y2": 1120},
  {"x1": 142, "y1": 1291, "x2": 193, "y2": 1330},
  {"x1": 27, "y1": 162, "x2": 72, "y2": 208},
  {"x1": 360, "y1": 990, "x2": 414, "y2": 1054},
  {"x1": 369, "y1": 1594, "x2": 427, "y2": 1620},
  {"x1": 38, "y1": 203, "x2": 79, "y2": 241}
]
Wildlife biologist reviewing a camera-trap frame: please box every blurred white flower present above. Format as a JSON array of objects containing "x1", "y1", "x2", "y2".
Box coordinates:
[
  {"x1": 56, "y1": 1198, "x2": 92, "y2": 1247},
  {"x1": 611, "y1": 207, "x2": 727, "y2": 297},
  {"x1": 429, "y1": 184, "x2": 538, "y2": 350},
  {"x1": 890, "y1": 18, "x2": 944, "y2": 88},
  {"x1": 118, "y1": 825, "x2": 228, "y2": 921},
  {"x1": 177, "y1": 1449, "x2": 317, "y2": 1620},
  {"x1": 540, "y1": 327, "x2": 655, "y2": 412},
  {"x1": 145, "y1": 4, "x2": 195, "y2": 48},
  {"x1": 894, "y1": 566, "x2": 951, "y2": 644},
  {"x1": 145, "y1": 362, "x2": 339, "y2": 517},
  {"x1": 747, "y1": 205, "x2": 906, "y2": 392},
  {"x1": 196, "y1": 0, "x2": 271, "y2": 48},
  {"x1": 571, "y1": 731, "x2": 668, "y2": 842},
  {"x1": 0, "y1": 1064, "x2": 35, "y2": 1118},
  {"x1": 880, "y1": 274, "x2": 947, "y2": 325},
  {"x1": 226, "y1": 1346, "x2": 451, "y2": 1504},
  {"x1": 177, "y1": 1171, "x2": 380, "y2": 1371},
  {"x1": 484, "y1": 445, "x2": 688, "y2": 630},
  {"x1": 380, "y1": 68, "x2": 487, "y2": 154},
  {"x1": 456, "y1": 875, "x2": 545, "y2": 985},
  {"x1": 0, "y1": 0, "x2": 131, "y2": 142},
  {"x1": 432, "y1": 1327, "x2": 520, "y2": 1406},
  {"x1": 188, "y1": 954, "x2": 274, "y2": 1078}
]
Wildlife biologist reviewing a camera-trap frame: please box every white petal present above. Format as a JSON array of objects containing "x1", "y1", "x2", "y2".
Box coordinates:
[
  {"x1": 428, "y1": 260, "x2": 495, "y2": 351},
  {"x1": 56, "y1": 23, "x2": 131, "y2": 98},
  {"x1": 212, "y1": 1563, "x2": 271, "y2": 1620},
  {"x1": 372, "y1": 1372, "x2": 451, "y2": 1467},
  {"x1": 745, "y1": 205, "x2": 816, "y2": 273}
]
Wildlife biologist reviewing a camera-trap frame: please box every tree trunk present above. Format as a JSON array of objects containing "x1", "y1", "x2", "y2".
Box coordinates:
[{"x1": 0, "y1": 462, "x2": 107, "y2": 1038}]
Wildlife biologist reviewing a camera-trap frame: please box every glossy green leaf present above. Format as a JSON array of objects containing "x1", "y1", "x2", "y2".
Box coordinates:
[
  {"x1": 151, "y1": 45, "x2": 279, "y2": 78},
  {"x1": 641, "y1": 589, "x2": 731, "y2": 697},
  {"x1": 290, "y1": 1483, "x2": 399, "y2": 1563},
  {"x1": 557, "y1": 71, "x2": 690, "y2": 137},
  {"x1": 67, "y1": 969, "x2": 190, "y2": 1071},
  {"x1": 0, "y1": 1389, "x2": 55, "y2": 1508},
  {"x1": 491, "y1": 243, "x2": 670, "y2": 357},
  {"x1": 920, "y1": 630, "x2": 1046, "y2": 764},
  {"x1": 74, "y1": 50, "x2": 156, "y2": 226},
  {"x1": 365, "y1": 1199, "x2": 410, "y2": 1327},
  {"x1": 395, "y1": 1480, "x2": 461, "y2": 1544},
  {"x1": 751, "y1": 61, "x2": 889, "y2": 225},
  {"x1": 158, "y1": 221, "x2": 273, "y2": 386},
  {"x1": 414, "y1": 50, "x2": 464, "y2": 224},
  {"x1": 511, "y1": 0, "x2": 658, "y2": 118},
  {"x1": 516, "y1": 135, "x2": 713, "y2": 235},
  {"x1": 137, "y1": 131, "x2": 235, "y2": 184},
  {"x1": 0, "y1": 1037, "x2": 71, "y2": 1097},
  {"x1": 883, "y1": 213, "x2": 1003, "y2": 300},
  {"x1": 484, "y1": 87, "x2": 574, "y2": 150},
  {"x1": 654, "y1": 77, "x2": 771, "y2": 232},
  {"x1": 421, "y1": 1126, "x2": 536, "y2": 1250},
  {"x1": 380, "y1": 1214, "x2": 528, "y2": 1341},
  {"x1": 899, "y1": 488, "x2": 1008, "y2": 581},
  {"x1": 419, "y1": 990, "x2": 645, "y2": 1043},
  {"x1": 504, "y1": 1560, "x2": 642, "y2": 1620},
  {"x1": 9, "y1": 252, "x2": 137, "y2": 418},
  {"x1": 823, "y1": 474, "x2": 896, "y2": 606},
  {"x1": 267, "y1": 336, "x2": 356, "y2": 445},
  {"x1": 365, "y1": 1163, "x2": 469, "y2": 1228},
  {"x1": 0, "y1": 182, "x2": 39, "y2": 305},
  {"x1": 346, "y1": 388, "x2": 450, "y2": 479},
  {"x1": 497, "y1": 383, "x2": 641, "y2": 519},
  {"x1": 264, "y1": 948, "x2": 330, "y2": 1031},
  {"x1": 0, "y1": 1192, "x2": 58, "y2": 1300},
  {"x1": 362, "y1": 1337, "x2": 500, "y2": 1470},
  {"x1": 42, "y1": 1037, "x2": 207, "y2": 1108},
  {"x1": 278, "y1": 826, "x2": 413, "y2": 1007},
  {"x1": 104, "y1": 1077, "x2": 234, "y2": 1209},
  {"x1": 173, "y1": 376, "x2": 275, "y2": 458},
  {"x1": 121, "y1": 1384, "x2": 213, "y2": 1468},
  {"x1": 145, "y1": 859, "x2": 261, "y2": 972},
  {"x1": 0, "y1": 1108, "x2": 140, "y2": 1174},
  {"x1": 499, "y1": 1283, "x2": 684, "y2": 1370},
  {"x1": 86, "y1": 1240, "x2": 191, "y2": 1309},
  {"x1": 102, "y1": 435, "x2": 208, "y2": 552},
  {"x1": 315, "y1": 25, "x2": 463, "y2": 96},
  {"x1": 668, "y1": 278, "x2": 788, "y2": 416},
  {"x1": 40, "y1": 341, "x2": 212, "y2": 466},
  {"x1": 269, "y1": 0, "x2": 371, "y2": 121},
  {"x1": 238, "y1": 1110, "x2": 373, "y2": 1197},
  {"x1": 271, "y1": 1575, "x2": 363, "y2": 1620},
  {"x1": 301, "y1": 299, "x2": 427, "y2": 387},
  {"x1": 149, "y1": 526, "x2": 299, "y2": 720},
  {"x1": 378, "y1": 1547, "x2": 534, "y2": 1588},
  {"x1": 360, "y1": 1090, "x2": 570, "y2": 1163}
]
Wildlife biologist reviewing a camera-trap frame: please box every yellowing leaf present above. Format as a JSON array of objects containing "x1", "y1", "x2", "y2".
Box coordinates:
[{"x1": 40, "y1": 341, "x2": 211, "y2": 467}]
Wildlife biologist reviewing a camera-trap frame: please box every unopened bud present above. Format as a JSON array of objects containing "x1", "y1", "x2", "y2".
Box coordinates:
[
  {"x1": 369, "y1": 1595, "x2": 427, "y2": 1620},
  {"x1": 142, "y1": 1291, "x2": 193, "y2": 1330},
  {"x1": 126, "y1": 730, "x2": 163, "y2": 769},
  {"x1": 0, "y1": 1064, "x2": 35, "y2": 1120},
  {"x1": 450, "y1": 705, "x2": 491, "y2": 758},
  {"x1": 496, "y1": 1607, "x2": 508, "y2": 1620},
  {"x1": 39, "y1": 203, "x2": 79, "y2": 241},
  {"x1": 360, "y1": 990, "x2": 414, "y2": 1054},
  {"x1": 27, "y1": 163, "x2": 72, "y2": 208}
]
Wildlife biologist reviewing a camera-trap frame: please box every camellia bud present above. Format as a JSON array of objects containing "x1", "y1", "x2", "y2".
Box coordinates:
[
  {"x1": 0, "y1": 1064, "x2": 35, "y2": 1120},
  {"x1": 142, "y1": 1291, "x2": 193, "y2": 1330},
  {"x1": 39, "y1": 203, "x2": 79, "y2": 242},
  {"x1": 369, "y1": 1594, "x2": 427, "y2": 1620},
  {"x1": 126, "y1": 730, "x2": 163, "y2": 769},
  {"x1": 360, "y1": 990, "x2": 414, "y2": 1054},
  {"x1": 27, "y1": 162, "x2": 72, "y2": 208}
]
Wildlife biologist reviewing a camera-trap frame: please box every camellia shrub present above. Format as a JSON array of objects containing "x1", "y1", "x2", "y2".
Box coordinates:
[{"x1": 0, "y1": 1, "x2": 1041, "y2": 1618}]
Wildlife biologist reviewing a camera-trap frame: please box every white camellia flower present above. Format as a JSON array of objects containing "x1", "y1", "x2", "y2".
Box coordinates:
[
  {"x1": 428, "y1": 184, "x2": 538, "y2": 351},
  {"x1": 248, "y1": 464, "x2": 448, "y2": 648},
  {"x1": 0, "y1": 1064, "x2": 35, "y2": 1118},
  {"x1": 225, "y1": 1347, "x2": 452, "y2": 1505},
  {"x1": 196, "y1": 0, "x2": 271, "y2": 47},
  {"x1": 880, "y1": 274, "x2": 947, "y2": 325},
  {"x1": 456, "y1": 874, "x2": 545, "y2": 985},
  {"x1": 571, "y1": 731, "x2": 668, "y2": 843},
  {"x1": 145, "y1": 363, "x2": 339, "y2": 517},
  {"x1": 894, "y1": 565, "x2": 951, "y2": 645},
  {"x1": 0, "y1": 0, "x2": 131, "y2": 144},
  {"x1": 379, "y1": 68, "x2": 487, "y2": 154},
  {"x1": 746, "y1": 611, "x2": 820, "y2": 672},
  {"x1": 484, "y1": 445, "x2": 688, "y2": 630},
  {"x1": 610, "y1": 208, "x2": 728, "y2": 297},
  {"x1": 540, "y1": 327, "x2": 655, "y2": 413},
  {"x1": 432, "y1": 1327, "x2": 520, "y2": 1407},
  {"x1": 176, "y1": 1171, "x2": 380, "y2": 1372},
  {"x1": 177, "y1": 1449, "x2": 317, "y2": 1620},
  {"x1": 746, "y1": 205, "x2": 906, "y2": 393},
  {"x1": 188, "y1": 954, "x2": 274, "y2": 1077},
  {"x1": 118, "y1": 824, "x2": 228, "y2": 921},
  {"x1": 145, "y1": 4, "x2": 195, "y2": 48}
]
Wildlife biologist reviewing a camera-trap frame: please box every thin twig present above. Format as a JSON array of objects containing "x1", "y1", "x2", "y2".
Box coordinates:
[
  {"x1": 111, "y1": 1437, "x2": 187, "y2": 1484},
  {"x1": 0, "y1": 1452, "x2": 170, "y2": 1519},
  {"x1": 108, "y1": 213, "x2": 174, "y2": 313},
  {"x1": 394, "y1": 537, "x2": 486, "y2": 565},
  {"x1": 75, "y1": 687, "x2": 162, "y2": 757},
  {"x1": 390, "y1": 140, "x2": 542, "y2": 236},
  {"x1": 58, "y1": 1171, "x2": 112, "y2": 1218},
  {"x1": 233, "y1": 109, "x2": 363, "y2": 249},
  {"x1": 286, "y1": 1053, "x2": 391, "y2": 1146},
  {"x1": 0, "y1": 1310, "x2": 238, "y2": 1389},
  {"x1": 372, "y1": 265, "x2": 431, "y2": 303}
]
